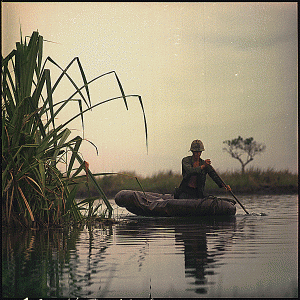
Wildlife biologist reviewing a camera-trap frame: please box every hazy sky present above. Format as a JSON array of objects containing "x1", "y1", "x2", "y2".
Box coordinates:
[{"x1": 2, "y1": 2, "x2": 298, "y2": 176}]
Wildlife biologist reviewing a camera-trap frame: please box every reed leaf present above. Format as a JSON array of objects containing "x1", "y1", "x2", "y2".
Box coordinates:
[
  {"x1": 90, "y1": 172, "x2": 146, "y2": 195},
  {"x1": 67, "y1": 136, "x2": 82, "y2": 177},
  {"x1": 45, "y1": 56, "x2": 91, "y2": 107},
  {"x1": 52, "y1": 128, "x2": 71, "y2": 165},
  {"x1": 68, "y1": 146, "x2": 113, "y2": 218},
  {"x1": 18, "y1": 186, "x2": 35, "y2": 222}
]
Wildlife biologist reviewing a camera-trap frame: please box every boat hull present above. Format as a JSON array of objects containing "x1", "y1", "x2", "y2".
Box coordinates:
[{"x1": 115, "y1": 190, "x2": 236, "y2": 217}]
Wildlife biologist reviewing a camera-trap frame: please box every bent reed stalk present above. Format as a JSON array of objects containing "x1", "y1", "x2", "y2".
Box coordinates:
[{"x1": 2, "y1": 31, "x2": 148, "y2": 228}]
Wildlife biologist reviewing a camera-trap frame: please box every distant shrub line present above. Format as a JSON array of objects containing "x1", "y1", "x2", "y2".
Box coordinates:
[{"x1": 76, "y1": 168, "x2": 298, "y2": 198}]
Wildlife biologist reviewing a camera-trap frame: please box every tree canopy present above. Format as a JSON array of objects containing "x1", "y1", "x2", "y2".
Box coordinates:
[{"x1": 223, "y1": 136, "x2": 266, "y2": 174}]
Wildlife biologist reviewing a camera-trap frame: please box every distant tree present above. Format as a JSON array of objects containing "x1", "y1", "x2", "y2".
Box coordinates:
[{"x1": 223, "y1": 136, "x2": 266, "y2": 174}]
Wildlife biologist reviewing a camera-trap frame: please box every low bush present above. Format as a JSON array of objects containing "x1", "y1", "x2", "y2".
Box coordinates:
[{"x1": 76, "y1": 167, "x2": 298, "y2": 198}]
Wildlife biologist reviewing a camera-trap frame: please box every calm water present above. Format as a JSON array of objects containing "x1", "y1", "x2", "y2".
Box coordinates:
[{"x1": 2, "y1": 194, "x2": 298, "y2": 298}]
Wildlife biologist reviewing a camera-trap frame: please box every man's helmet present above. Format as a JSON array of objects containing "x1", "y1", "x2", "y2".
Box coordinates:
[{"x1": 190, "y1": 139, "x2": 205, "y2": 152}]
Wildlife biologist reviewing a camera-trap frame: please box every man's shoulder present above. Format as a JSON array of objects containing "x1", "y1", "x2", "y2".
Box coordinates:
[
  {"x1": 182, "y1": 155, "x2": 192, "y2": 162},
  {"x1": 182, "y1": 156, "x2": 205, "y2": 162}
]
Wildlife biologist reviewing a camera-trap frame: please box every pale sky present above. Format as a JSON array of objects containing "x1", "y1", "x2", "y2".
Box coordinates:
[{"x1": 2, "y1": 2, "x2": 298, "y2": 176}]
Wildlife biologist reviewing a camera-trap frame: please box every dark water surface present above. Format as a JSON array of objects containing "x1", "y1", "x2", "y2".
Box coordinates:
[{"x1": 2, "y1": 194, "x2": 298, "y2": 298}]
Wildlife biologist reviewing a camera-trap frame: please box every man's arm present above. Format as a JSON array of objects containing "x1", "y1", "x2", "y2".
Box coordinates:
[
  {"x1": 206, "y1": 165, "x2": 224, "y2": 188},
  {"x1": 182, "y1": 156, "x2": 203, "y2": 179},
  {"x1": 205, "y1": 163, "x2": 231, "y2": 190}
]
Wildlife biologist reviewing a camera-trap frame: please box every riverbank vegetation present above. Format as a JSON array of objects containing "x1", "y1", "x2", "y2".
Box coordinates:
[
  {"x1": 2, "y1": 31, "x2": 147, "y2": 228},
  {"x1": 76, "y1": 167, "x2": 298, "y2": 198}
]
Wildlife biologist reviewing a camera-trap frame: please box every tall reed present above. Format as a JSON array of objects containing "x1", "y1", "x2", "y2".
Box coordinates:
[{"x1": 2, "y1": 31, "x2": 147, "y2": 228}]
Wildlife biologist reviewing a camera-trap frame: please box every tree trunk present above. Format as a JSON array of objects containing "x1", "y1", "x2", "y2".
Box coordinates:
[{"x1": 241, "y1": 164, "x2": 245, "y2": 175}]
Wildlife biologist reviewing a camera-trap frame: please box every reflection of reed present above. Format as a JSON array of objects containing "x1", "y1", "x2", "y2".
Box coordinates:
[
  {"x1": 3, "y1": 216, "x2": 250, "y2": 298},
  {"x1": 60, "y1": 225, "x2": 114, "y2": 297},
  {"x1": 2, "y1": 225, "x2": 114, "y2": 298}
]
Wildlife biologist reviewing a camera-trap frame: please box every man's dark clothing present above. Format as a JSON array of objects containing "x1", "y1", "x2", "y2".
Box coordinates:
[{"x1": 175, "y1": 156, "x2": 224, "y2": 199}]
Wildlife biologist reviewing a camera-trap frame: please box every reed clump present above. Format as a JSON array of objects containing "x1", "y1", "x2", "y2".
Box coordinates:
[{"x1": 2, "y1": 31, "x2": 147, "y2": 228}]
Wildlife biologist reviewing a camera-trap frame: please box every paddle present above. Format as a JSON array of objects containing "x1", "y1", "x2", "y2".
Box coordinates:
[{"x1": 209, "y1": 164, "x2": 250, "y2": 215}]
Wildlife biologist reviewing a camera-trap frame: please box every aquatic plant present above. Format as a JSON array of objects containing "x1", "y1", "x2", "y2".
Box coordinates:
[{"x1": 2, "y1": 31, "x2": 147, "y2": 228}]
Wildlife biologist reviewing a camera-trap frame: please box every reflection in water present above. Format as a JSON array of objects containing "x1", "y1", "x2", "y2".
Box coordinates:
[
  {"x1": 116, "y1": 216, "x2": 237, "y2": 295},
  {"x1": 2, "y1": 195, "x2": 298, "y2": 298},
  {"x1": 2, "y1": 217, "x2": 237, "y2": 298},
  {"x1": 2, "y1": 225, "x2": 113, "y2": 298}
]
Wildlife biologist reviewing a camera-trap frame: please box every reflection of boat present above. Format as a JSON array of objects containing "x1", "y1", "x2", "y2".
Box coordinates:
[
  {"x1": 115, "y1": 190, "x2": 236, "y2": 217},
  {"x1": 115, "y1": 213, "x2": 237, "y2": 295}
]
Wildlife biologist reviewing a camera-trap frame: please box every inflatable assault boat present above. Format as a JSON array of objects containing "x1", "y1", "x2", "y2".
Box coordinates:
[{"x1": 115, "y1": 190, "x2": 236, "y2": 217}]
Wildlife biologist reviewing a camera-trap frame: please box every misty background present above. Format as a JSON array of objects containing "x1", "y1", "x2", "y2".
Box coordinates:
[{"x1": 2, "y1": 2, "x2": 298, "y2": 176}]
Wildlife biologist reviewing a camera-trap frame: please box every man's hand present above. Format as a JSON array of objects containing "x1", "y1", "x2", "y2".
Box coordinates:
[
  {"x1": 224, "y1": 184, "x2": 231, "y2": 191},
  {"x1": 201, "y1": 159, "x2": 211, "y2": 169},
  {"x1": 204, "y1": 159, "x2": 211, "y2": 165}
]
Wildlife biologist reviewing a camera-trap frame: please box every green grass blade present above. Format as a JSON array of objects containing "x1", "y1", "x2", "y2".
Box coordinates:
[
  {"x1": 24, "y1": 31, "x2": 39, "y2": 97},
  {"x1": 45, "y1": 56, "x2": 91, "y2": 108},
  {"x1": 52, "y1": 128, "x2": 71, "y2": 164},
  {"x1": 67, "y1": 136, "x2": 82, "y2": 177},
  {"x1": 38, "y1": 160, "x2": 46, "y2": 190},
  {"x1": 64, "y1": 185, "x2": 83, "y2": 222},
  {"x1": 31, "y1": 69, "x2": 46, "y2": 107},
  {"x1": 75, "y1": 57, "x2": 91, "y2": 107},
  {"x1": 36, "y1": 35, "x2": 43, "y2": 79},
  {"x1": 91, "y1": 172, "x2": 146, "y2": 195},
  {"x1": 2, "y1": 49, "x2": 16, "y2": 66},
  {"x1": 2, "y1": 66, "x2": 15, "y2": 118},
  {"x1": 57, "y1": 95, "x2": 145, "y2": 134},
  {"x1": 44, "y1": 69, "x2": 56, "y2": 131},
  {"x1": 68, "y1": 160, "x2": 86, "y2": 179},
  {"x1": 114, "y1": 72, "x2": 128, "y2": 110},
  {"x1": 77, "y1": 99, "x2": 85, "y2": 138},
  {"x1": 77, "y1": 196, "x2": 100, "y2": 206},
  {"x1": 137, "y1": 95, "x2": 148, "y2": 152},
  {"x1": 68, "y1": 146, "x2": 113, "y2": 218},
  {"x1": 18, "y1": 186, "x2": 35, "y2": 222}
]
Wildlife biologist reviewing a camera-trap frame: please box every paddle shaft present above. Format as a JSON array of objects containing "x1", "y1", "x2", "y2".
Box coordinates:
[{"x1": 209, "y1": 164, "x2": 250, "y2": 214}]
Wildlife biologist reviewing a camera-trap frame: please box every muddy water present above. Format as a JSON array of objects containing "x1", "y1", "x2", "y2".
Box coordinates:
[{"x1": 2, "y1": 194, "x2": 298, "y2": 298}]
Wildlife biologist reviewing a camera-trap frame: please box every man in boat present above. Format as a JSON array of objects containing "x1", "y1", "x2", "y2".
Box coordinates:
[{"x1": 174, "y1": 139, "x2": 231, "y2": 199}]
